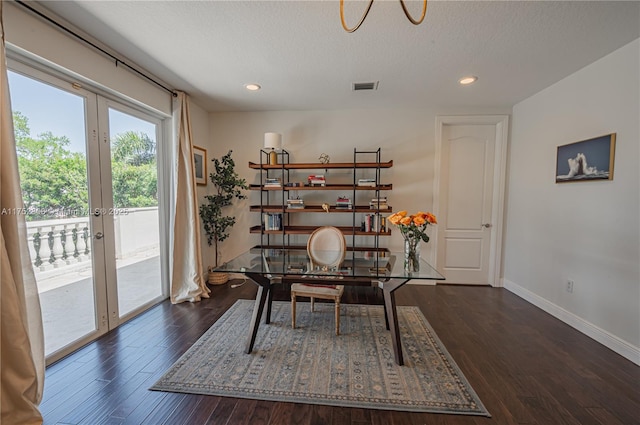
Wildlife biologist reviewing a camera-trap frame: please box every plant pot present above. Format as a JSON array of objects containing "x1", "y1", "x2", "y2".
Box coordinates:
[{"x1": 208, "y1": 271, "x2": 229, "y2": 285}]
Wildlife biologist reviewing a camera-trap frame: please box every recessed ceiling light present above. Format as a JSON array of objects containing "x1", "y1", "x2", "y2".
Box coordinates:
[
  {"x1": 245, "y1": 83, "x2": 261, "y2": 91},
  {"x1": 459, "y1": 76, "x2": 478, "y2": 85}
]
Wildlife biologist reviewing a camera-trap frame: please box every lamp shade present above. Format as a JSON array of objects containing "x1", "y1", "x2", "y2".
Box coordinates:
[{"x1": 264, "y1": 132, "x2": 282, "y2": 150}]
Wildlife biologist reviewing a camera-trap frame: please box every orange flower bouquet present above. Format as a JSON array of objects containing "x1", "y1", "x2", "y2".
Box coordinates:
[{"x1": 387, "y1": 211, "x2": 437, "y2": 272}]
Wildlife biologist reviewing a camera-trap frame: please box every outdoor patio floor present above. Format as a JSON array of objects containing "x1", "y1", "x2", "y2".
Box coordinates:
[{"x1": 37, "y1": 255, "x2": 162, "y2": 356}]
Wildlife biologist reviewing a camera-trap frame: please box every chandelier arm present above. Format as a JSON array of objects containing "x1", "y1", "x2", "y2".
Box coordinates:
[
  {"x1": 398, "y1": 0, "x2": 428, "y2": 25},
  {"x1": 340, "y1": 0, "x2": 375, "y2": 33}
]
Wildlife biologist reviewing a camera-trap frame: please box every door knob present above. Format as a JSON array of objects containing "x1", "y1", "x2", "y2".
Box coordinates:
[
  {"x1": 94, "y1": 232, "x2": 104, "y2": 239},
  {"x1": 482, "y1": 223, "x2": 492, "y2": 228}
]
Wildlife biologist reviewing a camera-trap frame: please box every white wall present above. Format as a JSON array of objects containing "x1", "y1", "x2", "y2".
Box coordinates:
[
  {"x1": 204, "y1": 106, "x2": 509, "y2": 268},
  {"x1": 187, "y1": 99, "x2": 216, "y2": 268},
  {"x1": 504, "y1": 39, "x2": 640, "y2": 362},
  {"x1": 114, "y1": 208, "x2": 159, "y2": 259},
  {"x1": 4, "y1": 2, "x2": 171, "y2": 116}
]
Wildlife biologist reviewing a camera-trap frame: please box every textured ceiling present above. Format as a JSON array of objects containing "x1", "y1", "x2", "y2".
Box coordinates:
[{"x1": 38, "y1": 1, "x2": 639, "y2": 112}]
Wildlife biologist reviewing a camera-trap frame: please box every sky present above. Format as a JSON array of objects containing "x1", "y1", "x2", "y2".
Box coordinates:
[{"x1": 8, "y1": 70, "x2": 155, "y2": 153}]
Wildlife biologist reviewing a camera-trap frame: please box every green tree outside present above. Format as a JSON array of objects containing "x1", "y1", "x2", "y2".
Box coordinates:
[
  {"x1": 111, "y1": 130, "x2": 158, "y2": 208},
  {"x1": 12, "y1": 112, "x2": 158, "y2": 221}
]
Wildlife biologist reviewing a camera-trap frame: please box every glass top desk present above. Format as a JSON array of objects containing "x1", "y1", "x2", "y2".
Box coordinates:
[{"x1": 215, "y1": 247, "x2": 445, "y2": 365}]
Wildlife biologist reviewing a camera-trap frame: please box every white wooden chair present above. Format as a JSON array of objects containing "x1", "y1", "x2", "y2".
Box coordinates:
[{"x1": 291, "y1": 226, "x2": 346, "y2": 335}]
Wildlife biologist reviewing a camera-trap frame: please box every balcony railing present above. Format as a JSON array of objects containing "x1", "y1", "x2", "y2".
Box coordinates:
[
  {"x1": 26, "y1": 208, "x2": 161, "y2": 356},
  {"x1": 26, "y1": 207, "x2": 159, "y2": 276},
  {"x1": 27, "y1": 217, "x2": 91, "y2": 272}
]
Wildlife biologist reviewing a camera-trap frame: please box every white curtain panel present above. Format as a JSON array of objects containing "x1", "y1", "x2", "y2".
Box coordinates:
[
  {"x1": 170, "y1": 92, "x2": 209, "y2": 303},
  {"x1": 0, "y1": 5, "x2": 45, "y2": 423}
]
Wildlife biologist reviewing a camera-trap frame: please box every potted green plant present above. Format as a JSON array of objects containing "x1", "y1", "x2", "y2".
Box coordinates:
[{"x1": 199, "y1": 150, "x2": 248, "y2": 284}]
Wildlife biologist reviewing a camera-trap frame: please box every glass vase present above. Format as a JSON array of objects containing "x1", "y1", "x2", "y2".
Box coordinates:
[{"x1": 404, "y1": 238, "x2": 421, "y2": 273}]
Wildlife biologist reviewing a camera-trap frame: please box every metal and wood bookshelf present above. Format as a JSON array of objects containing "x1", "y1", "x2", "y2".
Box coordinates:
[{"x1": 250, "y1": 148, "x2": 392, "y2": 251}]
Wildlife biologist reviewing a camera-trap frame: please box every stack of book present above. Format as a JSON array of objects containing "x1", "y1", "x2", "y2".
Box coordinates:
[
  {"x1": 307, "y1": 175, "x2": 326, "y2": 186},
  {"x1": 263, "y1": 213, "x2": 282, "y2": 230},
  {"x1": 361, "y1": 214, "x2": 387, "y2": 233},
  {"x1": 286, "y1": 198, "x2": 305, "y2": 209},
  {"x1": 336, "y1": 196, "x2": 353, "y2": 209},
  {"x1": 369, "y1": 197, "x2": 388, "y2": 210},
  {"x1": 357, "y1": 178, "x2": 376, "y2": 187},
  {"x1": 264, "y1": 178, "x2": 282, "y2": 188}
]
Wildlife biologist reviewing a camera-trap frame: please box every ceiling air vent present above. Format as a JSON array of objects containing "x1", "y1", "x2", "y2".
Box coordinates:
[{"x1": 352, "y1": 81, "x2": 379, "y2": 91}]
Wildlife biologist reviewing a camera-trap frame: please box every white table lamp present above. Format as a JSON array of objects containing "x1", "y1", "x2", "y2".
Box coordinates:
[{"x1": 264, "y1": 132, "x2": 282, "y2": 165}]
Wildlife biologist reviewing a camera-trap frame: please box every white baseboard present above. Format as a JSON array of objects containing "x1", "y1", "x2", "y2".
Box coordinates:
[{"x1": 503, "y1": 278, "x2": 640, "y2": 366}]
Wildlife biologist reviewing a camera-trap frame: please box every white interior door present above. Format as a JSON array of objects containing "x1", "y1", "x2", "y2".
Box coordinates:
[{"x1": 434, "y1": 116, "x2": 508, "y2": 286}]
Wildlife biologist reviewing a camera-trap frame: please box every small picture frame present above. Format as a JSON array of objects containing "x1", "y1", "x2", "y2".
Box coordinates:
[
  {"x1": 193, "y1": 145, "x2": 207, "y2": 186},
  {"x1": 556, "y1": 133, "x2": 616, "y2": 183}
]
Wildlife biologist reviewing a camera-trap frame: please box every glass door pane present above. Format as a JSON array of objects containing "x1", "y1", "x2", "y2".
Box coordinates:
[
  {"x1": 107, "y1": 107, "x2": 163, "y2": 318},
  {"x1": 8, "y1": 69, "x2": 102, "y2": 357}
]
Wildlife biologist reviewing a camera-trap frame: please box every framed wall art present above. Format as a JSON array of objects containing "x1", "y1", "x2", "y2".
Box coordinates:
[
  {"x1": 193, "y1": 145, "x2": 207, "y2": 185},
  {"x1": 556, "y1": 133, "x2": 616, "y2": 183}
]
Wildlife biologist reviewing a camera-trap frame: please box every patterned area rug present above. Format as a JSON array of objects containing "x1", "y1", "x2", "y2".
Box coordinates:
[{"x1": 151, "y1": 300, "x2": 489, "y2": 416}]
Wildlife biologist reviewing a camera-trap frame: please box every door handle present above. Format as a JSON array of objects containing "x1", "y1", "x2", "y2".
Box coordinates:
[
  {"x1": 94, "y1": 232, "x2": 104, "y2": 239},
  {"x1": 482, "y1": 223, "x2": 492, "y2": 228}
]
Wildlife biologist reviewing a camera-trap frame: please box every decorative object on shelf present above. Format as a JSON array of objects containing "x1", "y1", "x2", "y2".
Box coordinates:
[
  {"x1": 340, "y1": 0, "x2": 427, "y2": 33},
  {"x1": 199, "y1": 150, "x2": 249, "y2": 284},
  {"x1": 322, "y1": 203, "x2": 330, "y2": 213},
  {"x1": 387, "y1": 210, "x2": 437, "y2": 273},
  {"x1": 193, "y1": 145, "x2": 207, "y2": 186},
  {"x1": 264, "y1": 132, "x2": 282, "y2": 165},
  {"x1": 319, "y1": 153, "x2": 330, "y2": 164}
]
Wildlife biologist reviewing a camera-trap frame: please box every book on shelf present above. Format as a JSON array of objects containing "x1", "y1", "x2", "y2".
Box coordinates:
[
  {"x1": 263, "y1": 213, "x2": 283, "y2": 231},
  {"x1": 307, "y1": 174, "x2": 326, "y2": 186},
  {"x1": 264, "y1": 177, "x2": 282, "y2": 187},
  {"x1": 369, "y1": 197, "x2": 389, "y2": 210},
  {"x1": 335, "y1": 196, "x2": 353, "y2": 209},
  {"x1": 285, "y1": 182, "x2": 304, "y2": 187},
  {"x1": 286, "y1": 198, "x2": 305, "y2": 209},
  {"x1": 361, "y1": 214, "x2": 387, "y2": 233},
  {"x1": 357, "y1": 178, "x2": 377, "y2": 187}
]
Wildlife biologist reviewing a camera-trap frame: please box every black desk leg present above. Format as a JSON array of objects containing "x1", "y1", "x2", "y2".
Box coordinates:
[
  {"x1": 382, "y1": 279, "x2": 407, "y2": 366},
  {"x1": 265, "y1": 284, "x2": 274, "y2": 324},
  {"x1": 245, "y1": 273, "x2": 271, "y2": 354},
  {"x1": 382, "y1": 299, "x2": 390, "y2": 330}
]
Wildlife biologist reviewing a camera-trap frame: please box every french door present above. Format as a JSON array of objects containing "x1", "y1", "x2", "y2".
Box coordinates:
[{"x1": 8, "y1": 61, "x2": 168, "y2": 363}]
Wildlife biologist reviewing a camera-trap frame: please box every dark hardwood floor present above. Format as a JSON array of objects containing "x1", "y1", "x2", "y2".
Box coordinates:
[{"x1": 41, "y1": 282, "x2": 640, "y2": 425}]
